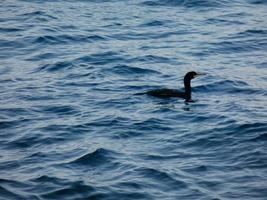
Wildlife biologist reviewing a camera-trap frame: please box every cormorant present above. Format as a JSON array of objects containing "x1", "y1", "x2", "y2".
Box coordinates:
[{"x1": 135, "y1": 71, "x2": 205, "y2": 102}]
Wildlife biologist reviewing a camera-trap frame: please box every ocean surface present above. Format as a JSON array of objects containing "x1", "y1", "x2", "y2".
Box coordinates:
[{"x1": 0, "y1": 0, "x2": 267, "y2": 199}]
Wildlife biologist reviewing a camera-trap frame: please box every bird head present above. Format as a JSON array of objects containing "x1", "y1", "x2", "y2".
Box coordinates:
[{"x1": 184, "y1": 71, "x2": 206, "y2": 81}]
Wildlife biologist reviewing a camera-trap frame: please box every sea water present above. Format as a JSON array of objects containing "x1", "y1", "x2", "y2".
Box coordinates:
[{"x1": 0, "y1": 0, "x2": 267, "y2": 199}]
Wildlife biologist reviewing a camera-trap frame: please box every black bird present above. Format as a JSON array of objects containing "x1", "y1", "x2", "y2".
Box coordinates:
[{"x1": 136, "y1": 71, "x2": 205, "y2": 102}]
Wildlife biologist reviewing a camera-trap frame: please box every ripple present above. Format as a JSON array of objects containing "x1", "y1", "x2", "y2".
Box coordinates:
[
  {"x1": 132, "y1": 55, "x2": 173, "y2": 64},
  {"x1": 251, "y1": 132, "x2": 267, "y2": 142},
  {"x1": 19, "y1": 10, "x2": 57, "y2": 21},
  {"x1": 0, "y1": 39, "x2": 26, "y2": 50},
  {"x1": 207, "y1": 40, "x2": 266, "y2": 54},
  {"x1": 28, "y1": 34, "x2": 105, "y2": 46},
  {"x1": 139, "y1": 20, "x2": 166, "y2": 27},
  {"x1": 109, "y1": 30, "x2": 190, "y2": 41},
  {"x1": 248, "y1": 0, "x2": 267, "y2": 5},
  {"x1": 135, "y1": 167, "x2": 188, "y2": 189},
  {"x1": 40, "y1": 105, "x2": 79, "y2": 115},
  {"x1": 238, "y1": 29, "x2": 267, "y2": 36},
  {"x1": 34, "y1": 61, "x2": 73, "y2": 73},
  {"x1": 73, "y1": 51, "x2": 125, "y2": 66},
  {"x1": 40, "y1": 181, "x2": 96, "y2": 200},
  {"x1": 0, "y1": 118, "x2": 31, "y2": 131},
  {"x1": 195, "y1": 79, "x2": 262, "y2": 94},
  {"x1": 0, "y1": 178, "x2": 38, "y2": 200},
  {"x1": 0, "y1": 27, "x2": 23, "y2": 33},
  {"x1": 141, "y1": 0, "x2": 231, "y2": 7},
  {"x1": 110, "y1": 64, "x2": 159, "y2": 76}
]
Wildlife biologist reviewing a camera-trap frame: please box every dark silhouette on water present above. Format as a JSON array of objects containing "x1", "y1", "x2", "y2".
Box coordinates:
[{"x1": 135, "y1": 71, "x2": 205, "y2": 102}]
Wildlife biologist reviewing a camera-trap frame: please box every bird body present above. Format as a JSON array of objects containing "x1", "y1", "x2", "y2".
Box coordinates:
[
  {"x1": 136, "y1": 71, "x2": 205, "y2": 102},
  {"x1": 145, "y1": 88, "x2": 186, "y2": 99}
]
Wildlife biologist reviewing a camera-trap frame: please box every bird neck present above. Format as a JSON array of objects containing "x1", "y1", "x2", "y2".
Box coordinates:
[{"x1": 184, "y1": 80, "x2": 191, "y2": 100}]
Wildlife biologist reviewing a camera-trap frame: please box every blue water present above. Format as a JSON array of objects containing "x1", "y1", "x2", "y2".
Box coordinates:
[{"x1": 0, "y1": 0, "x2": 267, "y2": 199}]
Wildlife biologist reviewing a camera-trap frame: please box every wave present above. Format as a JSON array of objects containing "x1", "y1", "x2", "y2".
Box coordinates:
[
  {"x1": 0, "y1": 117, "x2": 31, "y2": 131},
  {"x1": 247, "y1": 0, "x2": 267, "y2": 5},
  {"x1": 252, "y1": 132, "x2": 267, "y2": 142},
  {"x1": 138, "y1": 20, "x2": 166, "y2": 27},
  {"x1": 238, "y1": 29, "x2": 267, "y2": 36},
  {"x1": 0, "y1": 120, "x2": 19, "y2": 129},
  {"x1": 40, "y1": 181, "x2": 96, "y2": 199},
  {"x1": 141, "y1": 0, "x2": 231, "y2": 7},
  {"x1": 0, "y1": 178, "x2": 37, "y2": 200},
  {"x1": 40, "y1": 105, "x2": 79, "y2": 115},
  {"x1": 0, "y1": 39, "x2": 26, "y2": 50},
  {"x1": 29, "y1": 34, "x2": 106, "y2": 45},
  {"x1": 237, "y1": 122, "x2": 267, "y2": 140},
  {"x1": 109, "y1": 30, "x2": 190, "y2": 41},
  {"x1": 110, "y1": 64, "x2": 159, "y2": 76},
  {"x1": 67, "y1": 148, "x2": 117, "y2": 166},
  {"x1": 207, "y1": 40, "x2": 266, "y2": 54},
  {"x1": 18, "y1": 10, "x2": 55, "y2": 18},
  {"x1": 30, "y1": 175, "x2": 100, "y2": 199},
  {"x1": 26, "y1": 52, "x2": 56, "y2": 61},
  {"x1": 32, "y1": 51, "x2": 120, "y2": 73},
  {"x1": 73, "y1": 51, "x2": 125, "y2": 66},
  {"x1": 34, "y1": 61, "x2": 73, "y2": 73},
  {"x1": 135, "y1": 167, "x2": 188, "y2": 189},
  {"x1": 0, "y1": 27, "x2": 23, "y2": 33},
  {"x1": 191, "y1": 122, "x2": 267, "y2": 143},
  {"x1": 194, "y1": 79, "x2": 263, "y2": 95},
  {"x1": 131, "y1": 55, "x2": 173, "y2": 64},
  {"x1": 131, "y1": 117, "x2": 172, "y2": 130}
]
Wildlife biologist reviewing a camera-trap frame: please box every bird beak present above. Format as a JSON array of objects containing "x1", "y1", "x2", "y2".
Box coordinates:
[{"x1": 194, "y1": 72, "x2": 207, "y2": 78}]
